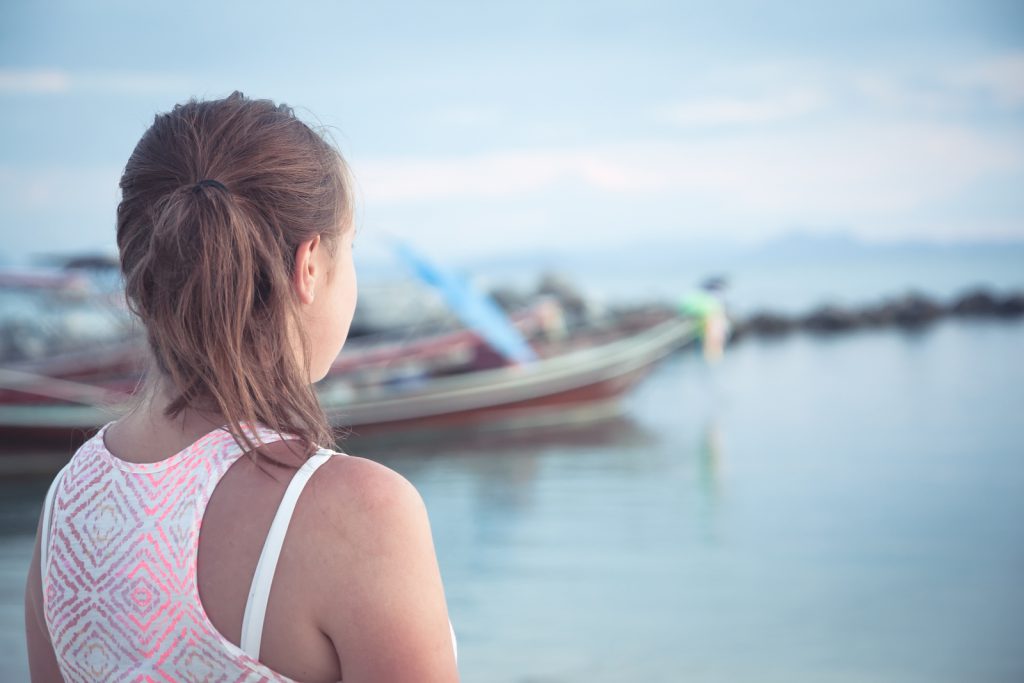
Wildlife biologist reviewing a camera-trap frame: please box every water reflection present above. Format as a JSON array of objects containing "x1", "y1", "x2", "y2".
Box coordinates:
[
  {"x1": 348, "y1": 413, "x2": 659, "y2": 460},
  {"x1": 697, "y1": 417, "x2": 725, "y2": 544}
]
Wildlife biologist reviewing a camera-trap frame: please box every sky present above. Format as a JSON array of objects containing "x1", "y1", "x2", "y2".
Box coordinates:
[{"x1": 1, "y1": 0, "x2": 1023, "y2": 264}]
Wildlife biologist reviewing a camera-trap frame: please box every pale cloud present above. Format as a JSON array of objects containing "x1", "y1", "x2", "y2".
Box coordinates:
[
  {"x1": 655, "y1": 88, "x2": 826, "y2": 127},
  {"x1": 357, "y1": 152, "x2": 572, "y2": 202},
  {"x1": 851, "y1": 74, "x2": 961, "y2": 115},
  {"x1": 0, "y1": 69, "x2": 71, "y2": 94},
  {"x1": 851, "y1": 52, "x2": 1024, "y2": 114},
  {"x1": 661, "y1": 53, "x2": 1024, "y2": 127},
  {"x1": 433, "y1": 105, "x2": 502, "y2": 127},
  {"x1": 0, "y1": 68, "x2": 193, "y2": 95},
  {"x1": 5, "y1": 52, "x2": 1023, "y2": 259},
  {"x1": 4, "y1": 120, "x2": 1020, "y2": 261},
  {"x1": 0, "y1": 165, "x2": 121, "y2": 210},
  {"x1": 0, "y1": 165, "x2": 122, "y2": 260},
  {"x1": 855, "y1": 216, "x2": 1024, "y2": 245},
  {"x1": 5, "y1": 121, "x2": 1020, "y2": 258},
  {"x1": 945, "y1": 54, "x2": 1024, "y2": 108},
  {"x1": 356, "y1": 120, "x2": 1021, "y2": 218},
  {"x1": 676, "y1": 122, "x2": 1021, "y2": 217}
]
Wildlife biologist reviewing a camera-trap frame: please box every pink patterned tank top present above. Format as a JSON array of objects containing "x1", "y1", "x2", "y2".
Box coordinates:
[{"x1": 39, "y1": 420, "x2": 341, "y2": 682}]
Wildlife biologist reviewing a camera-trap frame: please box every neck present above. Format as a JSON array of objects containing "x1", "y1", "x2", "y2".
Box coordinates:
[{"x1": 133, "y1": 373, "x2": 229, "y2": 436}]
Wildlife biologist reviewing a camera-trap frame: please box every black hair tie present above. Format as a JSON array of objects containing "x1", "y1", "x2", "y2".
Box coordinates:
[{"x1": 193, "y1": 178, "x2": 228, "y2": 192}]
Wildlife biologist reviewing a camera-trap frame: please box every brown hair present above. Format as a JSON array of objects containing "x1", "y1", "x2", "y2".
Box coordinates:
[{"x1": 116, "y1": 91, "x2": 353, "y2": 468}]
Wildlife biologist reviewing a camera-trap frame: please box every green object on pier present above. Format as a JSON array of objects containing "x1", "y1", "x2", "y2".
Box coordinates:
[{"x1": 678, "y1": 291, "x2": 723, "y2": 318}]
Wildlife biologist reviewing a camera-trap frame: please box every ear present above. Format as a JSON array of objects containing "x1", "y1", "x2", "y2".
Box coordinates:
[{"x1": 293, "y1": 234, "x2": 322, "y2": 306}]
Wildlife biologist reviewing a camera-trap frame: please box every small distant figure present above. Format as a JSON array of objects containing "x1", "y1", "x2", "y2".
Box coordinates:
[
  {"x1": 535, "y1": 295, "x2": 569, "y2": 342},
  {"x1": 679, "y1": 275, "x2": 731, "y2": 364}
]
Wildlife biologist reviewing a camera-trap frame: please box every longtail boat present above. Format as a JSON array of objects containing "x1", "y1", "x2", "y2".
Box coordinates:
[
  {"x1": 0, "y1": 311, "x2": 697, "y2": 449},
  {"x1": 0, "y1": 257, "x2": 703, "y2": 468}
]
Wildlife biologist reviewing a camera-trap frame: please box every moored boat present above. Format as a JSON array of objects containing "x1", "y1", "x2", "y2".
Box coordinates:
[{"x1": 0, "y1": 312, "x2": 698, "y2": 452}]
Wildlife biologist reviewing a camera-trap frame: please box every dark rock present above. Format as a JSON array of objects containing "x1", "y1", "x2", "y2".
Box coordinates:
[
  {"x1": 859, "y1": 304, "x2": 896, "y2": 326},
  {"x1": 996, "y1": 292, "x2": 1024, "y2": 317},
  {"x1": 710, "y1": 286, "x2": 1020, "y2": 345},
  {"x1": 951, "y1": 289, "x2": 999, "y2": 316},
  {"x1": 802, "y1": 304, "x2": 861, "y2": 332},
  {"x1": 738, "y1": 311, "x2": 798, "y2": 336},
  {"x1": 868, "y1": 291, "x2": 943, "y2": 328}
]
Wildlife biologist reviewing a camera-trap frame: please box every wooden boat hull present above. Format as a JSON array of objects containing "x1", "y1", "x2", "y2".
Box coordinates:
[
  {"x1": 0, "y1": 318, "x2": 697, "y2": 450},
  {"x1": 329, "y1": 317, "x2": 692, "y2": 433}
]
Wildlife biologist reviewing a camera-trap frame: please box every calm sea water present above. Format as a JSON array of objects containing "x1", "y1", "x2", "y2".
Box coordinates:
[
  {"x1": 4, "y1": 315, "x2": 1019, "y2": 683},
  {"x1": 372, "y1": 317, "x2": 1024, "y2": 683},
  {"x1": 2, "y1": 315, "x2": 1020, "y2": 681}
]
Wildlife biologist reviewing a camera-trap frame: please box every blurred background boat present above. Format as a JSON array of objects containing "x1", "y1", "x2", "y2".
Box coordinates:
[{"x1": 0, "y1": 252, "x2": 704, "y2": 456}]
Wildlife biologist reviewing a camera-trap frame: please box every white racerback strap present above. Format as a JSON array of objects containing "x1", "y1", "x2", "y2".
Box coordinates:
[
  {"x1": 240, "y1": 447, "x2": 337, "y2": 659},
  {"x1": 240, "y1": 446, "x2": 459, "y2": 663},
  {"x1": 39, "y1": 463, "x2": 71, "y2": 586}
]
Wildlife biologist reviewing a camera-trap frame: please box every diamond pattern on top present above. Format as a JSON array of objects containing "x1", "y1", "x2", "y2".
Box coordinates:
[{"x1": 42, "y1": 422, "x2": 308, "y2": 682}]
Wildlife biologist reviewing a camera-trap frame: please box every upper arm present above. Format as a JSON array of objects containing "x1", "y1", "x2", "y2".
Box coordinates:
[
  {"x1": 24, "y1": 503, "x2": 65, "y2": 682},
  {"x1": 308, "y1": 456, "x2": 459, "y2": 683}
]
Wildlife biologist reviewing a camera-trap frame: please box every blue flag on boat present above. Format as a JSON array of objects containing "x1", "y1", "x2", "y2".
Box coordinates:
[{"x1": 393, "y1": 242, "x2": 538, "y2": 365}]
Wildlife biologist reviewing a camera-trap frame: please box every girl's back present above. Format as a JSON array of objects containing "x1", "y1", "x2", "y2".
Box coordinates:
[{"x1": 24, "y1": 91, "x2": 459, "y2": 682}]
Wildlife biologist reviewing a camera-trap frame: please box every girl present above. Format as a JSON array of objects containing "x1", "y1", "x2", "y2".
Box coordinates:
[{"x1": 24, "y1": 92, "x2": 459, "y2": 682}]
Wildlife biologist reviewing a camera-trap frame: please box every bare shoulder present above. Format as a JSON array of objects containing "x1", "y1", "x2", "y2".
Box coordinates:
[
  {"x1": 292, "y1": 452, "x2": 433, "y2": 569},
  {"x1": 308, "y1": 453, "x2": 427, "y2": 534},
  {"x1": 300, "y1": 453, "x2": 458, "y2": 681}
]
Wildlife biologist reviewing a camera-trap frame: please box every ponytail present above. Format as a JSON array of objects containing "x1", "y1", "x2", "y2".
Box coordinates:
[{"x1": 117, "y1": 92, "x2": 351, "y2": 468}]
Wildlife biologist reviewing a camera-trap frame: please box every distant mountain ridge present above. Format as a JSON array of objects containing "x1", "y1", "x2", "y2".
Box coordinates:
[{"x1": 452, "y1": 230, "x2": 1024, "y2": 273}]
